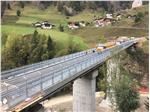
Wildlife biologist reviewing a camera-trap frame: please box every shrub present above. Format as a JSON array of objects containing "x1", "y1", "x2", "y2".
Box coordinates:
[
  {"x1": 59, "y1": 24, "x2": 64, "y2": 32},
  {"x1": 115, "y1": 76, "x2": 140, "y2": 112},
  {"x1": 2, "y1": 33, "x2": 8, "y2": 46},
  {"x1": 66, "y1": 16, "x2": 70, "y2": 19},
  {"x1": 16, "y1": 10, "x2": 21, "y2": 16},
  {"x1": 7, "y1": 3, "x2": 11, "y2": 10},
  {"x1": 134, "y1": 12, "x2": 144, "y2": 23}
]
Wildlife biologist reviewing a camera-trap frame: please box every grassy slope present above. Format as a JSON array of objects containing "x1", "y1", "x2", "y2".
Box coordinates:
[
  {"x1": 70, "y1": 5, "x2": 149, "y2": 47},
  {"x1": 3, "y1": 5, "x2": 67, "y2": 26},
  {"x1": 2, "y1": 25, "x2": 87, "y2": 50},
  {"x1": 2, "y1": 4, "x2": 148, "y2": 49},
  {"x1": 68, "y1": 10, "x2": 103, "y2": 22},
  {"x1": 71, "y1": 27, "x2": 148, "y2": 47},
  {"x1": 2, "y1": 5, "x2": 88, "y2": 50},
  {"x1": 114, "y1": 5, "x2": 149, "y2": 28}
]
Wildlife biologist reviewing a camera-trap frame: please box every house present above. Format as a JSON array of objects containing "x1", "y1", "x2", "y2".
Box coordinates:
[
  {"x1": 93, "y1": 18, "x2": 105, "y2": 27},
  {"x1": 93, "y1": 18, "x2": 115, "y2": 27},
  {"x1": 93, "y1": 13, "x2": 115, "y2": 27},
  {"x1": 116, "y1": 14, "x2": 122, "y2": 20},
  {"x1": 126, "y1": 14, "x2": 136, "y2": 19},
  {"x1": 33, "y1": 22, "x2": 42, "y2": 28},
  {"x1": 79, "y1": 21, "x2": 86, "y2": 27},
  {"x1": 68, "y1": 22, "x2": 80, "y2": 29},
  {"x1": 32, "y1": 21, "x2": 55, "y2": 29},
  {"x1": 106, "y1": 13, "x2": 113, "y2": 19},
  {"x1": 41, "y1": 21, "x2": 55, "y2": 29},
  {"x1": 127, "y1": 14, "x2": 132, "y2": 18},
  {"x1": 103, "y1": 18, "x2": 112, "y2": 25}
]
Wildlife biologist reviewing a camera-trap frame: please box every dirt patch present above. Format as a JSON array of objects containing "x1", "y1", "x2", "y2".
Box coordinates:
[{"x1": 42, "y1": 93, "x2": 148, "y2": 112}]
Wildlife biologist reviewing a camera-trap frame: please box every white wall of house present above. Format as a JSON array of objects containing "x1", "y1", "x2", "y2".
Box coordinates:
[{"x1": 132, "y1": 0, "x2": 142, "y2": 9}]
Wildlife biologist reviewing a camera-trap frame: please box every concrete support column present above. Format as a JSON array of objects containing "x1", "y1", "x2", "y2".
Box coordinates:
[{"x1": 73, "y1": 70, "x2": 98, "y2": 112}]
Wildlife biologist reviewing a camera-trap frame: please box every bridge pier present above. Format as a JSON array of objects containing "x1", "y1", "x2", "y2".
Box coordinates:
[{"x1": 73, "y1": 70, "x2": 98, "y2": 112}]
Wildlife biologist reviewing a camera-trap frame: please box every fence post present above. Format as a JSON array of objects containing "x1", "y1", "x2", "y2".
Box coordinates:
[
  {"x1": 52, "y1": 73, "x2": 54, "y2": 85},
  {"x1": 61, "y1": 70, "x2": 63, "y2": 80},
  {"x1": 23, "y1": 76, "x2": 28, "y2": 98},
  {"x1": 40, "y1": 72, "x2": 42, "y2": 91}
]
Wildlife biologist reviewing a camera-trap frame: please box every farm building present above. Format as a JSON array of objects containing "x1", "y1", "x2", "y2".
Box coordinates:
[
  {"x1": 33, "y1": 21, "x2": 55, "y2": 29},
  {"x1": 93, "y1": 18, "x2": 115, "y2": 27},
  {"x1": 68, "y1": 22, "x2": 80, "y2": 29}
]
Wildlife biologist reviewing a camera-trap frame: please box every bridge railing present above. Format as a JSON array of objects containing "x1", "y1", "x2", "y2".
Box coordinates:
[
  {"x1": 1, "y1": 40, "x2": 135, "y2": 110},
  {"x1": 1, "y1": 49, "x2": 95, "y2": 79}
]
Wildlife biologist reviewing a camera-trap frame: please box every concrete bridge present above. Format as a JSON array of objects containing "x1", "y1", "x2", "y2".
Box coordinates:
[{"x1": 1, "y1": 39, "x2": 138, "y2": 112}]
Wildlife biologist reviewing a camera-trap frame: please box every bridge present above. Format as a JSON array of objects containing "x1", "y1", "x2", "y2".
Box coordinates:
[{"x1": 1, "y1": 39, "x2": 139, "y2": 112}]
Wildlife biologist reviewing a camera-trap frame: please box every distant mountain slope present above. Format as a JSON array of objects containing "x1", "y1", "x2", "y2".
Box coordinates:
[
  {"x1": 71, "y1": 5, "x2": 148, "y2": 47},
  {"x1": 113, "y1": 5, "x2": 149, "y2": 28}
]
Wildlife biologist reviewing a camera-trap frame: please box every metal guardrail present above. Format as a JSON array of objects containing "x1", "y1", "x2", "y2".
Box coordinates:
[
  {"x1": 2, "y1": 52, "x2": 97, "y2": 87},
  {"x1": 1, "y1": 49, "x2": 95, "y2": 80},
  {"x1": 1, "y1": 40, "x2": 135, "y2": 111}
]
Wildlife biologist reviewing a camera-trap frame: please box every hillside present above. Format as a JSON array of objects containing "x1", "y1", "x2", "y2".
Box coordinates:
[
  {"x1": 1, "y1": 5, "x2": 89, "y2": 70},
  {"x1": 1, "y1": 5, "x2": 88, "y2": 50},
  {"x1": 70, "y1": 5, "x2": 148, "y2": 47},
  {"x1": 2, "y1": 4, "x2": 148, "y2": 47},
  {"x1": 1, "y1": 2, "x2": 149, "y2": 112},
  {"x1": 71, "y1": 27, "x2": 148, "y2": 47},
  {"x1": 113, "y1": 5, "x2": 149, "y2": 28},
  {"x1": 1, "y1": 2, "x2": 149, "y2": 81}
]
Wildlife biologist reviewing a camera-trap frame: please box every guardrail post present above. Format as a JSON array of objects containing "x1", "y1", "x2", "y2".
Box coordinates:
[
  {"x1": 61, "y1": 71, "x2": 63, "y2": 80},
  {"x1": 40, "y1": 72, "x2": 43, "y2": 91},
  {"x1": 52, "y1": 74, "x2": 54, "y2": 85},
  {"x1": 23, "y1": 66, "x2": 25, "y2": 74},
  {"x1": 69, "y1": 67, "x2": 71, "y2": 76},
  {"x1": 74, "y1": 64, "x2": 77, "y2": 72},
  {"x1": 81, "y1": 63, "x2": 83, "y2": 70},
  {"x1": 24, "y1": 76, "x2": 28, "y2": 98},
  {"x1": 6, "y1": 85, "x2": 10, "y2": 108}
]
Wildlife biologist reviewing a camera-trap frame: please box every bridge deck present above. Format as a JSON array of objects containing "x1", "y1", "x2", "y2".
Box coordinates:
[{"x1": 1, "y1": 39, "x2": 137, "y2": 112}]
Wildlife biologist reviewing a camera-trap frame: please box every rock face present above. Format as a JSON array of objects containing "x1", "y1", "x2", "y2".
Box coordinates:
[{"x1": 132, "y1": 0, "x2": 142, "y2": 9}]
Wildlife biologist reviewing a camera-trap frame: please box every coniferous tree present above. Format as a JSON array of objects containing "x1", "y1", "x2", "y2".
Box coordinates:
[
  {"x1": 47, "y1": 35, "x2": 55, "y2": 58},
  {"x1": 135, "y1": 12, "x2": 144, "y2": 23},
  {"x1": 7, "y1": 3, "x2": 11, "y2": 10},
  {"x1": 20, "y1": 1, "x2": 25, "y2": 8},
  {"x1": 47, "y1": 36, "x2": 53, "y2": 51},
  {"x1": 1, "y1": 1, "x2": 6, "y2": 17},
  {"x1": 59, "y1": 24, "x2": 64, "y2": 32},
  {"x1": 16, "y1": 10, "x2": 21, "y2": 16},
  {"x1": 57, "y1": 2, "x2": 63, "y2": 12},
  {"x1": 31, "y1": 30, "x2": 39, "y2": 47}
]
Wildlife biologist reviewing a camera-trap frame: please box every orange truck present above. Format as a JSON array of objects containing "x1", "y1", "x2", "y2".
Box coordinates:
[
  {"x1": 96, "y1": 41, "x2": 116, "y2": 52},
  {"x1": 96, "y1": 44, "x2": 105, "y2": 52},
  {"x1": 104, "y1": 41, "x2": 116, "y2": 48}
]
